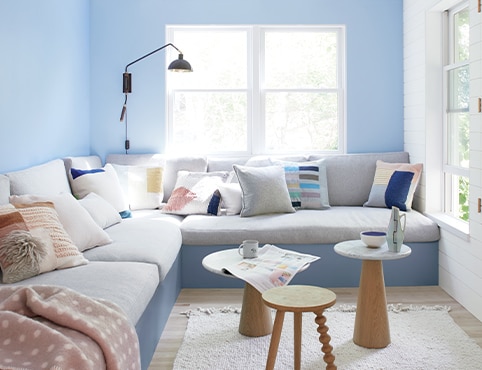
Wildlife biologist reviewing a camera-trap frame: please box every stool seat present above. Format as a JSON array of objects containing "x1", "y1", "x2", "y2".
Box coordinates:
[{"x1": 262, "y1": 285, "x2": 337, "y2": 370}]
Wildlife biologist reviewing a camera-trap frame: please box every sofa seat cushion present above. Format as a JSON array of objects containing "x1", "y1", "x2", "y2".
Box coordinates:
[
  {"x1": 180, "y1": 206, "x2": 440, "y2": 245},
  {"x1": 84, "y1": 215, "x2": 182, "y2": 281},
  {"x1": 4, "y1": 261, "x2": 158, "y2": 325}
]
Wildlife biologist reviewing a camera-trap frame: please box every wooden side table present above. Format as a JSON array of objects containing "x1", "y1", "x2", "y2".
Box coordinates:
[
  {"x1": 262, "y1": 285, "x2": 337, "y2": 370},
  {"x1": 334, "y1": 240, "x2": 411, "y2": 348},
  {"x1": 202, "y1": 249, "x2": 273, "y2": 337}
]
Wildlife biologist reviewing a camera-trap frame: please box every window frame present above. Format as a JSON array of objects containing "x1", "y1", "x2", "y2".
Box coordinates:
[
  {"x1": 165, "y1": 25, "x2": 346, "y2": 156},
  {"x1": 442, "y1": 2, "x2": 470, "y2": 221}
]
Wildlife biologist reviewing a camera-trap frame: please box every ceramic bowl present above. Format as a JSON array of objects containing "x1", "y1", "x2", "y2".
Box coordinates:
[{"x1": 360, "y1": 231, "x2": 387, "y2": 248}]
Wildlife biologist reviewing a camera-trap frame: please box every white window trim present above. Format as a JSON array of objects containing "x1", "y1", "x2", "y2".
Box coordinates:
[
  {"x1": 165, "y1": 25, "x2": 346, "y2": 156},
  {"x1": 425, "y1": 0, "x2": 470, "y2": 237}
]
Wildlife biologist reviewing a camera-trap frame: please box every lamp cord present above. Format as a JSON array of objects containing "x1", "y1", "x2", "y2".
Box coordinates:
[{"x1": 123, "y1": 94, "x2": 129, "y2": 154}]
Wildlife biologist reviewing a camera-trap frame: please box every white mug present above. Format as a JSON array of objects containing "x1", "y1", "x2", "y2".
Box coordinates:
[{"x1": 238, "y1": 240, "x2": 259, "y2": 258}]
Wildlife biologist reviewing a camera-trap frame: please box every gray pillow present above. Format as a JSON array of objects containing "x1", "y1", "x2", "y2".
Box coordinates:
[{"x1": 233, "y1": 165, "x2": 295, "y2": 217}]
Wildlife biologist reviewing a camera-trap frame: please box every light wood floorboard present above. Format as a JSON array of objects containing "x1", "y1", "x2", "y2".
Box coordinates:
[{"x1": 148, "y1": 286, "x2": 482, "y2": 369}]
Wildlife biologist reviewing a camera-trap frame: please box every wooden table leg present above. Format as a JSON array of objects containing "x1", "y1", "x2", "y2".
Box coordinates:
[
  {"x1": 266, "y1": 311, "x2": 285, "y2": 370},
  {"x1": 239, "y1": 283, "x2": 273, "y2": 337},
  {"x1": 315, "y1": 310, "x2": 336, "y2": 369},
  {"x1": 294, "y1": 312, "x2": 302, "y2": 370},
  {"x1": 353, "y1": 260, "x2": 390, "y2": 348}
]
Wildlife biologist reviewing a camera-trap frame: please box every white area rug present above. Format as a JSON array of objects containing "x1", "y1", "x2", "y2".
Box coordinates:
[{"x1": 173, "y1": 305, "x2": 482, "y2": 370}]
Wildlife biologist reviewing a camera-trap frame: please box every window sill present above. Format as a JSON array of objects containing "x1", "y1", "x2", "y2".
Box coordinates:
[{"x1": 426, "y1": 212, "x2": 470, "y2": 241}]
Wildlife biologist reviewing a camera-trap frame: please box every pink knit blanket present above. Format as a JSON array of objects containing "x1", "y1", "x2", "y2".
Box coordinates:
[{"x1": 0, "y1": 285, "x2": 141, "y2": 370}]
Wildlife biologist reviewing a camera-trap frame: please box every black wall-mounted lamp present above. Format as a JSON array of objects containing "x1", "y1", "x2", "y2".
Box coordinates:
[{"x1": 120, "y1": 43, "x2": 192, "y2": 153}]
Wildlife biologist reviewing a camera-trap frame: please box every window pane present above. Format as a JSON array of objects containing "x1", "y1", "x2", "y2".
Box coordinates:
[
  {"x1": 448, "y1": 65, "x2": 469, "y2": 110},
  {"x1": 168, "y1": 30, "x2": 247, "y2": 89},
  {"x1": 264, "y1": 31, "x2": 338, "y2": 89},
  {"x1": 445, "y1": 174, "x2": 469, "y2": 221},
  {"x1": 447, "y1": 111, "x2": 470, "y2": 168},
  {"x1": 265, "y1": 92, "x2": 338, "y2": 151},
  {"x1": 454, "y1": 7, "x2": 469, "y2": 63},
  {"x1": 170, "y1": 92, "x2": 247, "y2": 153}
]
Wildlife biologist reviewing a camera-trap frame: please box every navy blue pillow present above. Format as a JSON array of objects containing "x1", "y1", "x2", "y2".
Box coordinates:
[
  {"x1": 70, "y1": 167, "x2": 104, "y2": 180},
  {"x1": 207, "y1": 190, "x2": 222, "y2": 215},
  {"x1": 385, "y1": 171, "x2": 414, "y2": 211}
]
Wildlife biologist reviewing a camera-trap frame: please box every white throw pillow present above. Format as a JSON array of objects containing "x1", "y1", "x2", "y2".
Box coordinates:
[
  {"x1": 10, "y1": 193, "x2": 112, "y2": 252},
  {"x1": 162, "y1": 171, "x2": 228, "y2": 215},
  {"x1": 69, "y1": 164, "x2": 130, "y2": 217},
  {"x1": 78, "y1": 192, "x2": 122, "y2": 229},
  {"x1": 218, "y1": 183, "x2": 242, "y2": 215},
  {"x1": 111, "y1": 164, "x2": 164, "y2": 210}
]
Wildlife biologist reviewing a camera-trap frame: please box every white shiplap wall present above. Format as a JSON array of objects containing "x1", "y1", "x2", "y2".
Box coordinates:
[{"x1": 404, "y1": 0, "x2": 482, "y2": 322}]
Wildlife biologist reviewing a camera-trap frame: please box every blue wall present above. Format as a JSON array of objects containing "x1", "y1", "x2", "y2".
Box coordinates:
[
  {"x1": 90, "y1": 0, "x2": 404, "y2": 159},
  {"x1": 1, "y1": 0, "x2": 403, "y2": 172},
  {"x1": 0, "y1": 0, "x2": 90, "y2": 173}
]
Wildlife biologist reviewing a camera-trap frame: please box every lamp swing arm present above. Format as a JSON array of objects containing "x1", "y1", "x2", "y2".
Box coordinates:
[
  {"x1": 124, "y1": 43, "x2": 183, "y2": 72},
  {"x1": 122, "y1": 43, "x2": 184, "y2": 95}
]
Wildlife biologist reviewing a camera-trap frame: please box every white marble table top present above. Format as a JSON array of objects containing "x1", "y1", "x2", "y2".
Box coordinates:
[
  {"x1": 202, "y1": 249, "x2": 243, "y2": 278},
  {"x1": 334, "y1": 240, "x2": 411, "y2": 261}
]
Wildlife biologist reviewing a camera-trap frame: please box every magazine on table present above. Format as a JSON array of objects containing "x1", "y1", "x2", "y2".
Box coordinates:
[{"x1": 222, "y1": 244, "x2": 320, "y2": 292}]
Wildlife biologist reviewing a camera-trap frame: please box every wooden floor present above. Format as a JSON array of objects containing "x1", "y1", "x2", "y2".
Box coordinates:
[{"x1": 148, "y1": 286, "x2": 482, "y2": 370}]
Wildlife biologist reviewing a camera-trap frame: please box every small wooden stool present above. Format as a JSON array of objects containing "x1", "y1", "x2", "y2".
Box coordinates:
[{"x1": 262, "y1": 285, "x2": 337, "y2": 370}]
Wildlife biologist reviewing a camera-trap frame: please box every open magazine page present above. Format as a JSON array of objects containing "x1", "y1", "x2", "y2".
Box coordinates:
[{"x1": 222, "y1": 244, "x2": 320, "y2": 292}]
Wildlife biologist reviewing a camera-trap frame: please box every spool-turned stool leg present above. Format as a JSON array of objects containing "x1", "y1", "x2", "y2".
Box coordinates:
[
  {"x1": 294, "y1": 312, "x2": 302, "y2": 370},
  {"x1": 315, "y1": 310, "x2": 336, "y2": 370},
  {"x1": 266, "y1": 310, "x2": 285, "y2": 370}
]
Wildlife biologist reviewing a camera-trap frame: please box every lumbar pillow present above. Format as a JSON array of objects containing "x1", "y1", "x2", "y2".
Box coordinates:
[
  {"x1": 0, "y1": 228, "x2": 57, "y2": 283},
  {"x1": 233, "y1": 165, "x2": 296, "y2": 217},
  {"x1": 111, "y1": 164, "x2": 164, "y2": 210},
  {"x1": 364, "y1": 160, "x2": 423, "y2": 211},
  {"x1": 162, "y1": 171, "x2": 229, "y2": 215},
  {"x1": 70, "y1": 164, "x2": 130, "y2": 218},
  {"x1": 78, "y1": 192, "x2": 122, "y2": 229},
  {"x1": 0, "y1": 203, "x2": 88, "y2": 269},
  {"x1": 10, "y1": 193, "x2": 112, "y2": 251},
  {"x1": 273, "y1": 160, "x2": 330, "y2": 210}
]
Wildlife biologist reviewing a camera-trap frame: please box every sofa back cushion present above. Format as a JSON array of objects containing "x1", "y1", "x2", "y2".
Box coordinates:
[
  {"x1": 0, "y1": 175, "x2": 9, "y2": 205},
  {"x1": 309, "y1": 152, "x2": 410, "y2": 206},
  {"x1": 7, "y1": 159, "x2": 71, "y2": 196}
]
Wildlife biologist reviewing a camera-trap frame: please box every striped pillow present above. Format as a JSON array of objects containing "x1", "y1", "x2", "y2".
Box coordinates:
[{"x1": 274, "y1": 160, "x2": 330, "y2": 210}]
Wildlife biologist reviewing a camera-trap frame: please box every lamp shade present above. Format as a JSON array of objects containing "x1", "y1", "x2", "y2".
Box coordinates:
[{"x1": 168, "y1": 54, "x2": 193, "y2": 72}]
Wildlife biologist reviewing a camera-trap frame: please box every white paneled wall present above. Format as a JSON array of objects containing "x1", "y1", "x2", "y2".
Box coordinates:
[{"x1": 404, "y1": 0, "x2": 482, "y2": 322}]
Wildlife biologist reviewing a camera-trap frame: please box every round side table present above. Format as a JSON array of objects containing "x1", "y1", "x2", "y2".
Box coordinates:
[
  {"x1": 202, "y1": 249, "x2": 273, "y2": 337},
  {"x1": 334, "y1": 240, "x2": 411, "y2": 348}
]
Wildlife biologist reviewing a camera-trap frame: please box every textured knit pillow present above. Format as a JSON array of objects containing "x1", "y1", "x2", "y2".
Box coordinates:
[
  {"x1": 364, "y1": 160, "x2": 423, "y2": 211},
  {"x1": 233, "y1": 165, "x2": 296, "y2": 217},
  {"x1": 162, "y1": 171, "x2": 229, "y2": 215},
  {"x1": 111, "y1": 164, "x2": 164, "y2": 210},
  {"x1": 0, "y1": 228, "x2": 57, "y2": 283},
  {"x1": 11, "y1": 203, "x2": 88, "y2": 269},
  {"x1": 273, "y1": 160, "x2": 330, "y2": 210},
  {"x1": 70, "y1": 164, "x2": 130, "y2": 218},
  {"x1": 10, "y1": 193, "x2": 112, "y2": 251}
]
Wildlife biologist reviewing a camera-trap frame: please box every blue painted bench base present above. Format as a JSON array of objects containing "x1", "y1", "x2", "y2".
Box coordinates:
[
  {"x1": 135, "y1": 253, "x2": 181, "y2": 370},
  {"x1": 181, "y1": 242, "x2": 439, "y2": 289}
]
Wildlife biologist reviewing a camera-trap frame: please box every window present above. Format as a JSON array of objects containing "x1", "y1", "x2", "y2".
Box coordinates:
[
  {"x1": 443, "y1": 3, "x2": 470, "y2": 221},
  {"x1": 166, "y1": 25, "x2": 345, "y2": 155}
]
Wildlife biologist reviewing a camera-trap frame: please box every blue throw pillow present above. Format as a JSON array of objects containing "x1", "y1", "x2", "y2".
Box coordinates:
[{"x1": 384, "y1": 171, "x2": 414, "y2": 211}]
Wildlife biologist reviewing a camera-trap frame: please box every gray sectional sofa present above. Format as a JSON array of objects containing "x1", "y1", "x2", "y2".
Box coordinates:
[{"x1": 0, "y1": 151, "x2": 440, "y2": 369}]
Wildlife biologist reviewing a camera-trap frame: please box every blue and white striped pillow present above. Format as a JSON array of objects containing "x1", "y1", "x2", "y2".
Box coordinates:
[{"x1": 274, "y1": 160, "x2": 330, "y2": 210}]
